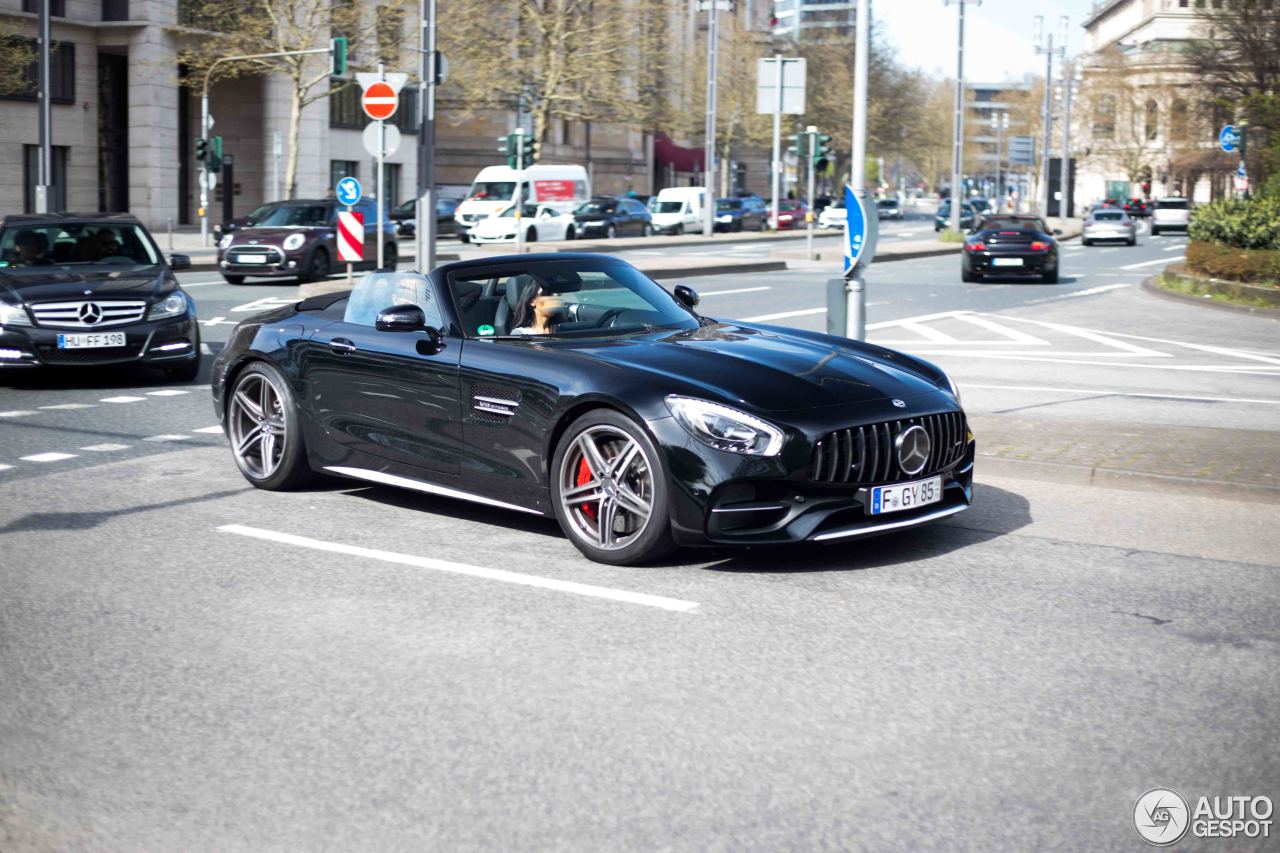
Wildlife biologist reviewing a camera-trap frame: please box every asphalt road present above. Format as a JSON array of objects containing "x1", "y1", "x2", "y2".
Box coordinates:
[{"x1": 2, "y1": 226, "x2": 1278, "y2": 850}]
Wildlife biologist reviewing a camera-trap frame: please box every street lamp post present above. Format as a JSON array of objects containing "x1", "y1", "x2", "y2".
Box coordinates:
[
  {"x1": 991, "y1": 112, "x2": 1007, "y2": 210},
  {"x1": 944, "y1": 0, "x2": 980, "y2": 235},
  {"x1": 1034, "y1": 15, "x2": 1067, "y2": 219},
  {"x1": 703, "y1": 0, "x2": 720, "y2": 237},
  {"x1": 416, "y1": 0, "x2": 439, "y2": 273},
  {"x1": 1059, "y1": 67, "x2": 1080, "y2": 224}
]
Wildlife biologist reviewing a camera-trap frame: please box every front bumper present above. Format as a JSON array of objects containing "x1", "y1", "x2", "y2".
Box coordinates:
[
  {"x1": 965, "y1": 250, "x2": 1056, "y2": 274},
  {"x1": 0, "y1": 314, "x2": 200, "y2": 369},
  {"x1": 650, "y1": 415, "x2": 976, "y2": 547}
]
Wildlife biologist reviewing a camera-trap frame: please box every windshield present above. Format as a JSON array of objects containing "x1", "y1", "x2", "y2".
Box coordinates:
[
  {"x1": 878, "y1": 199, "x2": 897, "y2": 208},
  {"x1": 246, "y1": 204, "x2": 277, "y2": 221},
  {"x1": 468, "y1": 181, "x2": 516, "y2": 200},
  {"x1": 450, "y1": 260, "x2": 699, "y2": 339},
  {"x1": 497, "y1": 205, "x2": 537, "y2": 219},
  {"x1": 258, "y1": 205, "x2": 331, "y2": 227},
  {"x1": 575, "y1": 201, "x2": 616, "y2": 215},
  {"x1": 0, "y1": 223, "x2": 161, "y2": 269},
  {"x1": 1156, "y1": 200, "x2": 1189, "y2": 210},
  {"x1": 716, "y1": 200, "x2": 741, "y2": 211},
  {"x1": 654, "y1": 201, "x2": 684, "y2": 213},
  {"x1": 983, "y1": 217, "x2": 1045, "y2": 232}
]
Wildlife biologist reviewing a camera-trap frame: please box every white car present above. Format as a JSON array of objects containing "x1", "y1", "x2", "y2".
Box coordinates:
[
  {"x1": 1082, "y1": 210, "x2": 1137, "y2": 246},
  {"x1": 818, "y1": 202, "x2": 847, "y2": 230},
  {"x1": 467, "y1": 204, "x2": 578, "y2": 244},
  {"x1": 1150, "y1": 197, "x2": 1191, "y2": 236}
]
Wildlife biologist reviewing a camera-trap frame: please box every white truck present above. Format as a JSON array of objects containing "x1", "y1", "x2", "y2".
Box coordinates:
[
  {"x1": 455, "y1": 164, "x2": 590, "y2": 238},
  {"x1": 649, "y1": 187, "x2": 707, "y2": 235}
]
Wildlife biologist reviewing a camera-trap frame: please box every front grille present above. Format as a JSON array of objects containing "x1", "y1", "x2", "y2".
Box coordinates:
[
  {"x1": 809, "y1": 411, "x2": 967, "y2": 485},
  {"x1": 227, "y1": 245, "x2": 284, "y2": 265},
  {"x1": 31, "y1": 300, "x2": 147, "y2": 329},
  {"x1": 36, "y1": 343, "x2": 143, "y2": 364}
]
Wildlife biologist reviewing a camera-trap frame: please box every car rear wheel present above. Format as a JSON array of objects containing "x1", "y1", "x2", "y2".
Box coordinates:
[
  {"x1": 1127, "y1": 238, "x2": 1136, "y2": 246},
  {"x1": 1082, "y1": 239, "x2": 1092, "y2": 246},
  {"x1": 526, "y1": 226, "x2": 538, "y2": 243},
  {"x1": 1042, "y1": 267, "x2": 1060, "y2": 284},
  {"x1": 1151, "y1": 226, "x2": 1160, "y2": 236},
  {"x1": 675, "y1": 224, "x2": 684, "y2": 235},
  {"x1": 643, "y1": 223, "x2": 653, "y2": 237},
  {"x1": 551, "y1": 410, "x2": 674, "y2": 566},
  {"x1": 223, "y1": 274, "x2": 245, "y2": 285},
  {"x1": 226, "y1": 362, "x2": 314, "y2": 491},
  {"x1": 565, "y1": 226, "x2": 576, "y2": 241},
  {"x1": 960, "y1": 259, "x2": 980, "y2": 283},
  {"x1": 607, "y1": 224, "x2": 617, "y2": 239}
]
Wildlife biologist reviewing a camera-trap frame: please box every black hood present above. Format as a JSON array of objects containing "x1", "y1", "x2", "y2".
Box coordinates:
[
  {"x1": 0, "y1": 265, "x2": 175, "y2": 303},
  {"x1": 549, "y1": 321, "x2": 945, "y2": 413}
]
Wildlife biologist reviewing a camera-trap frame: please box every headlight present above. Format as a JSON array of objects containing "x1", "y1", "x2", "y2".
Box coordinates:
[
  {"x1": 282, "y1": 233, "x2": 306, "y2": 251},
  {"x1": 717, "y1": 215, "x2": 733, "y2": 222},
  {"x1": 218, "y1": 234, "x2": 233, "y2": 249},
  {"x1": 0, "y1": 302, "x2": 32, "y2": 326},
  {"x1": 940, "y1": 370, "x2": 962, "y2": 404},
  {"x1": 147, "y1": 291, "x2": 188, "y2": 320},
  {"x1": 665, "y1": 395, "x2": 784, "y2": 456}
]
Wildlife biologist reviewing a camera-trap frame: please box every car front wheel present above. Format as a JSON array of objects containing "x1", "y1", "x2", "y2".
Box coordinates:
[
  {"x1": 302, "y1": 249, "x2": 329, "y2": 283},
  {"x1": 226, "y1": 361, "x2": 314, "y2": 491},
  {"x1": 551, "y1": 410, "x2": 675, "y2": 566}
]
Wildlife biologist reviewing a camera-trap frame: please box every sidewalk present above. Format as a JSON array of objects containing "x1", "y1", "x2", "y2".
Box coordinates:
[{"x1": 971, "y1": 414, "x2": 1280, "y2": 504}]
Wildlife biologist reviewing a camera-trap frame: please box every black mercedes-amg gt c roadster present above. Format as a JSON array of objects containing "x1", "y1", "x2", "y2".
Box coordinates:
[{"x1": 212, "y1": 254, "x2": 973, "y2": 565}]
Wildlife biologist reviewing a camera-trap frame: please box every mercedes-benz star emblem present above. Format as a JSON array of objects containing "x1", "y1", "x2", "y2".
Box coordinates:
[
  {"x1": 78, "y1": 303, "x2": 103, "y2": 325},
  {"x1": 895, "y1": 425, "x2": 931, "y2": 476},
  {"x1": 892, "y1": 398, "x2": 906, "y2": 408}
]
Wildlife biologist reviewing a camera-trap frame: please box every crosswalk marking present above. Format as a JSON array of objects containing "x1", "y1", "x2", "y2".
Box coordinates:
[
  {"x1": 951, "y1": 313, "x2": 1050, "y2": 345},
  {"x1": 100, "y1": 396, "x2": 146, "y2": 404}
]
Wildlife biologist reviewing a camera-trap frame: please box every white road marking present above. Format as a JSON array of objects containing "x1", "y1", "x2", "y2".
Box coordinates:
[
  {"x1": 699, "y1": 286, "x2": 772, "y2": 297},
  {"x1": 80, "y1": 443, "x2": 131, "y2": 452},
  {"x1": 38, "y1": 403, "x2": 95, "y2": 410},
  {"x1": 0, "y1": 464, "x2": 11, "y2": 472},
  {"x1": 741, "y1": 307, "x2": 826, "y2": 322},
  {"x1": 200, "y1": 343, "x2": 213, "y2": 355},
  {"x1": 1119, "y1": 257, "x2": 1172, "y2": 270},
  {"x1": 21, "y1": 452, "x2": 77, "y2": 463},
  {"x1": 231, "y1": 297, "x2": 296, "y2": 313},
  {"x1": 951, "y1": 313, "x2": 1051, "y2": 345},
  {"x1": 147, "y1": 389, "x2": 190, "y2": 396},
  {"x1": 99, "y1": 396, "x2": 146, "y2": 404},
  {"x1": 1162, "y1": 243, "x2": 1186, "y2": 252},
  {"x1": 0, "y1": 410, "x2": 37, "y2": 418},
  {"x1": 963, "y1": 383, "x2": 1280, "y2": 405},
  {"x1": 1024, "y1": 283, "x2": 1133, "y2": 304},
  {"x1": 143, "y1": 434, "x2": 193, "y2": 442},
  {"x1": 192, "y1": 425, "x2": 225, "y2": 434},
  {"x1": 993, "y1": 315, "x2": 1169, "y2": 357},
  {"x1": 202, "y1": 316, "x2": 227, "y2": 326},
  {"x1": 897, "y1": 320, "x2": 960, "y2": 343},
  {"x1": 218, "y1": 525, "x2": 702, "y2": 614},
  {"x1": 903, "y1": 352, "x2": 1277, "y2": 375}
]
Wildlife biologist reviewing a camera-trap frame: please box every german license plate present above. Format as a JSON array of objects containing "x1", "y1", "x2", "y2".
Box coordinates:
[
  {"x1": 235, "y1": 254, "x2": 268, "y2": 264},
  {"x1": 57, "y1": 332, "x2": 126, "y2": 349},
  {"x1": 993, "y1": 257, "x2": 1023, "y2": 267},
  {"x1": 870, "y1": 476, "x2": 943, "y2": 515}
]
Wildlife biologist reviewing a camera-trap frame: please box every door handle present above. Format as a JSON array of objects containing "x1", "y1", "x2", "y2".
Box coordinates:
[{"x1": 329, "y1": 338, "x2": 357, "y2": 354}]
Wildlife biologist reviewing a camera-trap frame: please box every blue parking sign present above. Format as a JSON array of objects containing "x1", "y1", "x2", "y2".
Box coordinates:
[{"x1": 336, "y1": 176, "x2": 362, "y2": 206}]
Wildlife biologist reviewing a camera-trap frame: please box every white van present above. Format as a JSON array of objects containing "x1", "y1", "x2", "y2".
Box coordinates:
[
  {"x1": 455, "y1": 164, "x2": 590, "y2": 232},
  {"x1": 649, "y1": 187, "x2": 707, "y2": 235}
]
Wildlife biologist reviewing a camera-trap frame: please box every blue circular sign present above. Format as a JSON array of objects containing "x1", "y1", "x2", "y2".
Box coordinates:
[
  {"x1": 335, "y1": 176, "x2": 362, "y2": 206},
  {"x1": 1219, "y1": 125, "x2": 1238, "y2": 153}
]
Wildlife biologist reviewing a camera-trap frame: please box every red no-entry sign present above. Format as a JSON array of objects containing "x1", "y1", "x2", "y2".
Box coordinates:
[{"x1": 362, "y1": 82, "x2": 398, "y2": 121}]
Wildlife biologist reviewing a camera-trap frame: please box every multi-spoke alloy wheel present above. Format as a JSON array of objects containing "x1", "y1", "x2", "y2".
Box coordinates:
[
  {"x1": 552, "y1": 413, "x2": 674, "y2": 565},
  {"x1": 226, "y1": 363, "x2": 312, "y2": 490}
]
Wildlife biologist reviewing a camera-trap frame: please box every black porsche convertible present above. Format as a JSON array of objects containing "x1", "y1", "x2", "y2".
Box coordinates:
[{"x1": 212, "y1": 254, "x2": 973, "y2": 565}]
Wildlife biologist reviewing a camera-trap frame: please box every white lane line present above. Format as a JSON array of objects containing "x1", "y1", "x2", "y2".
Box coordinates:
[
  {"x1": 38, "y1": 403, "x2": 96, "y2": 411},
  {"x1": 1000, "y1": 316, "x2": 1280, "y2": 367},
  {"x1": 951, "y1": 314, "x2": 1050, "y2": 345},
  {"x1": 741, "y1": 307, "x2": 826, "y2": 322},
  {"x1": 80, "y1": 443, "x2": 131, "y2": 451},
  {"x1": 99, "y1": 396, "x2": 146, "y2": 404},
  {"x1": 1120, "y1": 257, "x2": 1172, "y2": 270},
  {"x1": 146, "y1": 389, "x2": 189, "y2": 397},
  {"x1": 192, "y1": 425, "x2": 224, "y2": 434},
  {"x1": 143, "y1": 434, "x2": 193, "y2": 442},
  {"x1": 1024, "y1": 283, "x2": 1133, "y2": 304},
  {"x1": 0, "y1": 410, "x2": 37, "y2": 418},
  {"x1": 699, "y1": 286, "x2": 772, "y2": 297},
  {"x1": 21, "y1": 452, "x2": 78, "y2": 463},
  {"x1": 1162, "y1": 243, "x2": 1186, "y2": 252},
  {"x1": 0, "y1": 464, "x2": 11, "y2": 472},
  {"x1": 202, "y1": 316, "x2": 227, "y2": 327},
  {"x1": 964, "y1": 383, "x2": 1280, "y2": 405},
  {"x1": 901, "y1": 352, "x2": 1278, "y2": 375},
  {"x1": 218, "y1": 525, "x2": 701, "y2": 614}
]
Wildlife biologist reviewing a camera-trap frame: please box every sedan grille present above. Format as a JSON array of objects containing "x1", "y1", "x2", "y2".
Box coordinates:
[
  {"x1": 809, "y1": 411, "x2": 968, "y2": 485},
  {"x1": 31, "y1": 300, "x2": 147, "y2": 329}
]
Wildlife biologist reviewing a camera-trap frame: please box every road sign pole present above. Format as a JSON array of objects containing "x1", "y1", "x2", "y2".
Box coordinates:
[
  {"x1": 347, "y1": 202, "x2": 354, "y2": 286},
  {"x1": 36, "y1": 0, "x2": 52, "y2": 214},
  {"x1": 770, "y1": 54, "x2": 782, "y2": 232},
  {"x1": 416, "y1": 0, "x2": 438, "y2": 272},
  {"x1": 806, "y1": 126, "x2": 817, "y2": 261},
  {"x1": 843, "y1": 0, "x2": 871, "y2": 341},
  {"x1": 377, "y1": 63, "x2": 386, "y2": 270},
  {"x1": 703, "y1": 0, "x2": 719, "y2": 237}
]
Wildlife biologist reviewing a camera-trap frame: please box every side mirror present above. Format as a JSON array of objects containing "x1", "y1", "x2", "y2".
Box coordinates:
[
  {"x1": 375, "y1": 303, "x2": 427, "y2": 332},
  {"x1": 1052, "y1": 228, "x2": 1063, "y2": 236},
  {"x1": 674, "y1": 284, "x2": 700, "y2": 310},
  {"x1": 169, "y1": 254, "x2": 191, "y2": 270}
]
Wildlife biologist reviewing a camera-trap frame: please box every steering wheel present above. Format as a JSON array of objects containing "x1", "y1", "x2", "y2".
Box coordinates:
[{"x1": 596, "y1": 307, "x2": 627, "y2": 329}]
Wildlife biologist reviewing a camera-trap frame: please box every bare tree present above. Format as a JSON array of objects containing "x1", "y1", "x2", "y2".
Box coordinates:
[
  {"x1": 0, "y1": 17, "x2": 38, "y2": 99},
  {"x1": 177, "y1": 0, "x2": 409, "y2": 199}
]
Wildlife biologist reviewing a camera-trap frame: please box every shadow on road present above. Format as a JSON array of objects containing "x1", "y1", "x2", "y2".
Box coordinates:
[
  {"x1": 0, "y1": 487, "x2": 250, "y2": 535},
  {"x1": 336, "y1": 483, "x2": 564, "y2": 539},
  {"x1": 0, "y1": 357, "x2": 219, "y2": 391}
]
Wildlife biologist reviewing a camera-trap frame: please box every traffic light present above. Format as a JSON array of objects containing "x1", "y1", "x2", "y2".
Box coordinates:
[
  {"x1": 195, "y1": 138, "x2": 209, "y2": 163},
  {"x1": 520, "y1": 134, "x2": 537, "y2": 167},
  {"x1": 812, "y1": 132, "x2": 832, "y2": 173},
  {"x1": 210, "y1": 136, "x2": 223, "y2": 172},
  {"x1": 786, "y1": 132, "x2": 806, "y2": 158},
  {"x1": 330, "y1": 37, "x2": 348, "y2": 76},
  {"x1": 497, "y1": 133, "x2": 517, "y2": 168}
]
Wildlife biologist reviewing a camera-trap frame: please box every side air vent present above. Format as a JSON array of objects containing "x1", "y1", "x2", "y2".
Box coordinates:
[{"x1": 471, "y1": 382, "x2": 521, "y2": 424}]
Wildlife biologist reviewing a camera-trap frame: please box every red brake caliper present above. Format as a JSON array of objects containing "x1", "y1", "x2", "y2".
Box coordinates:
[{"x1": 576, "y1": 457, "x2": 597, "y2": 520}]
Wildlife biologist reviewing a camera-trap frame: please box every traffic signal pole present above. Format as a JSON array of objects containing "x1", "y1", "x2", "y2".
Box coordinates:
[
  {"x1": 769, "y1": 54, "x2": 783, "y2": 234},
  {"x1": 806, "y1": 126, "x2": 817, "y2": 261},
  {"x1": 416, "y1": 0, "x2": 438, "y2": 272},
  {"x1": 702, "y1": 0, "x2": 719, "y2": 237}
]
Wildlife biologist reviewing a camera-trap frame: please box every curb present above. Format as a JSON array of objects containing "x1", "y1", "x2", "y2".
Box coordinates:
[
  {"x1": 1141, "y1": 273, "x2": 1280, "y2": 317},
  {"x1": 977, "y1": 455, "x2": 1280, "y2": 505},
  {"x1": 645, "y1": 260, "x2": 788, "y2": 280}
]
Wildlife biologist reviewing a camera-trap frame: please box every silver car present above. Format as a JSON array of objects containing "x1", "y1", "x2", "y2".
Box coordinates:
[
  {"x1": 1082, "y1": 209, "x2": 1137, "y2": 246},
  {"x1": 1151, "y1": 197, "x2": 1191, "y2": 236}
]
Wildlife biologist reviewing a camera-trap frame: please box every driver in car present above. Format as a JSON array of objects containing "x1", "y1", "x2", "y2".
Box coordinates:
[
  {"x1": 91, "y1": 229, "x2": 123, "y2": 260},
  {"x1": 508, "y1": 279, "x2": 563, "y2": 336},
  {"x1": 12, "y1": 230, "x2": 51, "y2": 265}
]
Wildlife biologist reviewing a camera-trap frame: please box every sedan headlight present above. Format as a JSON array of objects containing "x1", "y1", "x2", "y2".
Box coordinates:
[
  {"x1": 0, "y1": 302, "x2": 32, "y2": 326},
  {"x1": 282, "y1": 233, "x2": 306, "y2": 251},
  {"x1": 665, "y1": 395, "x2": 784, "y2": 456},
  {"x1": 218, "y1": 234, "x2": 233, "y2": 249},
  {"x1": 940, "y1": 370, "x2": 962, "y2": 404},
  {"x1": 148, "y1": 290, "x2": 188, "y2": 320}
]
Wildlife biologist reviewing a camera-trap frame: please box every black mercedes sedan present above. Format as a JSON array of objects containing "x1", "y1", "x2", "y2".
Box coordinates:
[
  {"x1": 572, "y1": 197, "x2": 653, "y2": 239},
  {"x1": 0, "y1": 213, "x2": 200, "y2": 379},
  {"x1": 961, "y1": 215, "x2": 1062, "y2": 283},
  {"x1": 212, "y1": 254, "x2": 972, "y2": 565}
]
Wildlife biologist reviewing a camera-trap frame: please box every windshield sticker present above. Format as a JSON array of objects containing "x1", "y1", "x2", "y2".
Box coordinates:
[{"x1": 477, "y1": 324, "x2": 495, "y2": 337}]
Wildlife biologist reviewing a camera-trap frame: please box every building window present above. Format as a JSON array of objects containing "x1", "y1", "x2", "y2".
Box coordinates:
[
  {"x1": 23, "y1": 144, "x2": 68, "y2": 212},
  {"x1": 22, "y1": 0, "x2": 67, "y2": 15},
  {"x1": 330, "y1": 160, "x2": 359, "y2": 188},
  {"x1": 1145, "y1": 99, "x2": 1159, "y2": 141},
  {"x1": 0, "y1": 40, "x2": 75, "y2": 103},
  {"x1": 1170, "y1": 99, "x2": 1188, "y2": 141},
  {"x1": 1092, "y1": 94, "x2": 1116, "y2": 140},
  {"x1": 102, "y1": 0, "x2": 129, "y2": 21}
]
